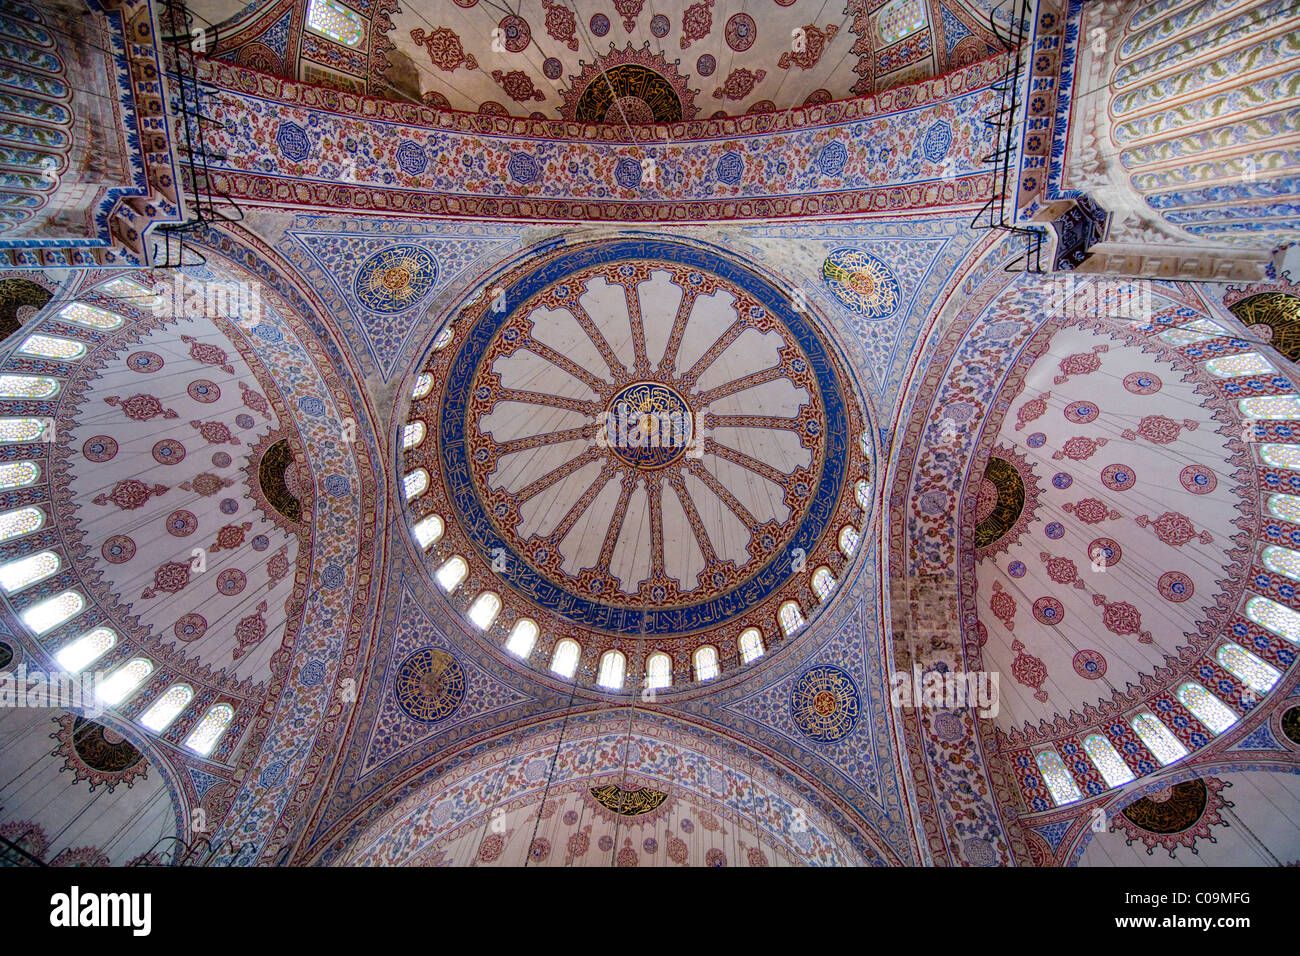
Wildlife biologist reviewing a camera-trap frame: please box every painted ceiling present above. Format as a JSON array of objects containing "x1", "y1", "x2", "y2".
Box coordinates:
[
  {"x1": 2, "y1": 0, "x2": 1299, "y2": 871},
  {"x1": 198, "y1": 0, "x2": 1006, "y2": 116}
]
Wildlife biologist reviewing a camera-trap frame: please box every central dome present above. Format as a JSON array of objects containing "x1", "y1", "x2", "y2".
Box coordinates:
[{"x1": 402, "y1": 236, "x2": 869, "y2": 685}]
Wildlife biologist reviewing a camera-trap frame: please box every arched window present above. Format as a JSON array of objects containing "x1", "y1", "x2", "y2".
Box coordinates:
[
  {"x1": 306, "y1": 0, "x2": 364, "y2": 45},
  {"x1": 140, "y1": 684, "x2": 194, "y2": 732},
  {"x1": 1239, "y1": 395, "x2": 1300, "y2": 419},
  {"x1": 1082, "y1": 734, "x2": 1135, "y2": 788},
  {"x1": 738, "y1": 628, "x2": 764, "y2": 664},
  {"x1": 411, "y1": 372, "x2": 434, "y2": 399},
  {"x1": 97, "y1": 657, "x2": 154, "y2": 706},
  {"x1": 0, "y1": 418, "x2": 48, "y2": 443},
  {"x1": 402, "y1": 421, "x2": 426, "y2": 449},
  {"x1": 778, "y1": 600, "x2": 805, "y2": 636},
  {"x1": 1035, "y1": 749, "x2": 1082, "y2": 806},
  {"x1": 184, "y1": 704, "x2": 234, "y2": 756},
  {"x1": 1262, "y1": 546, "x2": 1300, "y2": 581},
  {"x1": 1130, "y1": 712, "x2": 1188, "y2": 766},
  {"x1": 1245, "y1": 594, "x2": 1300, "y2": 643},
  {"x1": 838, "y1": 525, "x2": 859, "y2": 557},
  {"x1": 0, "y1": 461, "x2": 39, "y2": 489},
  {"x1": 694, "y1": 645, "x2": 719, "y2": 682},
  {"x1": 0, "y1": 375, "x2": 58, "y2": 398},
  {"x1": 1154, "y1": 319, "x2": 1225, "y2": 346},
  {"x1": 431, "y1": 326, "x2": 455, "y2": 351},
  {"x1": 403, "y1": 468, "x2": 429, "y2": 500},
  {"x1": 467, "y1": 591, "x2": 501, "y2": 630},
  {"x1": 0, "y1": 506, "x2": 43, "y2": 542},
  {"x1": 21, "y1": 589, "x2": 83, "y2": 634},
  {"x1": 1176, "y1": 682, "x2": 1238, "y2": 734},
  {"x1": 1205, "y1": 352, "x2": 1276, "y2": 378},
  {"x1": 505, "y1": 618, "x2": 538, "y2": 658},
  {"x1": 1268, "y1": 493, "x2": 1300, "y2": 524},
  {"x1": 597, "y1": 650, "x2": 625, "y2": 689},
  {"x1": 18, "y1": 334, "x2": 85, "y2": 361},
  {"x1": 434, "y1": 555, "x2": 468, "y2": 593},
  {"x1": 55, "y1": 627, "x2": 116, "y2": 673},
  {"x1": 551, "y1": 638, "x2": 580, "y2": 678},
  {"x1": 856, "y1": 479, "x2": 871, "y2": 511},
  {"x1": 0, "y1": 550, "x2": 59, "y2": 592},
  {"x1": 98, "y1": 276, "x2": 155, "y2": 302},
  {"x1": 1261, "y1": 444, "x2": 1300, "y2": 471},
  {"x1": 646, "y1": 652, "x2": 672, "y2": 690},
  {"x1": 811, "y1": 567, "x2": 836, "y2": 603},
  {"x1": 412, "y1": 513, "x2": 444, "y2": 549},
  {"x1": 56, "y1": 301, "x2": 122, "y2": 330},
  {"x1": 1216, "y1": 642, "x2": 1281, "y2": 693}
]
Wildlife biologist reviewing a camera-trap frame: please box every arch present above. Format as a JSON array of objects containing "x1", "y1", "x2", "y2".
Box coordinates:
[
  {"x1": 1215, "y1": 642, "x2": 1280, "y2": 692},
  {"x1": 693, "y1": 645, "x2": 719, "y2": 682},
  {"x1": 551, "y1": 638, "x2": 580, "y2": 678},
  {"x1": 412, "y1": 513, "x2": 444, "y2": 549},
  {"x1": 97, "y1": 657, "x2": 155, "y2": 706},
  {"x1": 402, "y1": 421, "x2": 426, "y2": 449},
  {"x1": 140, "y1": 684, "x2": 194, "y2": 732},
  {"x1": 434, "y1": 555, "x2": 468, "y2": 593},
  {"x1": 54, "y1": 626, "x2": 115, "y2": 673},
  {"x1": 185, "y1": 704, "x2": 235, "y2": 756},
  {"x1": 0, "y1": 550, "x2": 59, "y2": 592},
  {"x1": 811, "y1": 566, "x2": 836, "y2": 602},
  {"x1": 738, "y1": 628, "x2": 764, "y2": 664},
  {"x1": 467, "y1": 591, "x2": 501, "y2": 630},
  {"x1": 778, "y1": 600, "x2": 805, "y2": 636},
  {"x1": 20, "y1": 589, "x2": 83, "y2": 634},
  {"x1": 505, "y1": 618, "x2": 538, "y2": 658},
  {"x1": 646, "y1": 651, "x2": 672, "y2": 689}
]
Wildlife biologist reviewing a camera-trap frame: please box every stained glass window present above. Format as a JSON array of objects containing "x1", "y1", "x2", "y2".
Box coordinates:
[
  {"x1": 1204, "y1": 352, "x2": 1276, "y2": 378},
  {"x1": 435, "y1": 555, "x2": 467, "y2": 592},
  {"x1": 856, "y1": 479, "x2": 871, "y2": 511},
  {"x1": 0, "y1": 418, "x2": 47, "y2": 442},
  {"x1": 1261, "y1": 444, "x2": 1300, "y2": 471},
  {"x1": 140, "y1": 684, "x2": 194, "y2": 732},
  {"x1": 551, "y1": 638, "x2": 580, "y2": 678},
  {"x1": 839, "y1": 525, "x2": 859, "y2": 557},
  {"x1": 1156, "y1": 325, "x2": 1218, "y2": 346},
  {"x1": 694, "y1": 645, "x2": 719, "y2": 681},
  {"x1": 0, "y1": 550, "x2": 58, "y2": 592},
  {"x1": 306, "y1": 0, "x2": 363, "y2": 46},
  {"x1": 17, "y1": 334, "x2": 85, "y2": 360},
  {"x1": 1176, "y1": 682, "x2": 1238, "y2": 734},
  {"x1": 597, "y1": 650, "x2": 625, "y2": 689},
  {"x1": 411, "y1": 373, "x2": 434, "y2": 399},
  {"x1": 431, "y1": 326, "x2": 455, "y2": 351},
  {"x1": 1263, "y1": 545, "x2": 1300, "y2": 582},
  {"x1": 403, "y1": 468, "x2": 429, "y2": 500},
  {"x1": 811, "y1": 566, "x2": 836, "y2": 602},
  {"x1": 1246, "y1": 594, "x2": 1300, "y2": 643},
  {"x1": 467, "y1": 591, "x2": 500, "y2": 630},
  {"x1": 1239, "y1": 395, "x2": 1300, "y2": 420},
  {"x1": 56, "y1": 301, "x2": 122, "y2": 330},
  {"x1": 505, "y1": 618, "x2": 537, "y2": 658},
  {"x1": 0, "y1": 375, "x2": 58, "y2": 398},
  {"x1": 402, "y1": 421, "x2": 426, "y2": 449},
  {"x1": 96, "y1": 657, "x2": 153, "y2": 706},
  {"x1": 1216, "y1": 642, "x2": 1281, "y2": 692},
  {"x1": 778, "y1": 600, "x2": 805, "y2": 636},
  {"x1": 21, "y1": 589, "x2": 83, "y2": 634},
  {"x1": 1130, "y1": 712, "x2": 1188, "y2": 765},
  {"x1": 97, "y1": 277, "x2": 156, "y2": 303},
  {"x1": 739, "y1": 628, "x2": 765, "y2": 664},
  {"x1": 0, "y1": 505, "x2": 43, "y2": 541},
  {"x1": 1035, "y1": 749, "x2": 1082, "y2": 806},
  {"x1": 0, "y1": 461, "x2": 39, "y2": 489},
  {"x1": 1082, "y1": 734, "x2": 1135, "y2": 788},
  {"x1": 878, "y1": 0, "x2": 927, "y2": 43},
  {"x1": 1268, "y1": 493, "x2": 1300, "y2": 524},
  {"x1": 413, "y1": 514, "x2": 444, "y2": 549},
  {"x1": 646, "y1": 651, "x2": 672, "y2": 689},
  {"x1": 184, "y1": 703, "x2": 234, "y2": 756},
  {"x1": 55, "y1": 627, "x2": 116, "y2": 673}
]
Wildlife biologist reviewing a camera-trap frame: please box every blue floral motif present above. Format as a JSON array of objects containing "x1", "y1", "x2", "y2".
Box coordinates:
[
  {"x1": 298, "y1": 396, "x2": 325, "y2": 416},
  {"x1": 816, "y1": 141, "x2": 848, "y2": 176},
  {"x1": 716, "y1": 151, "x2": 744, "y2": 186},
  {"x1": 395, "y1": 140, "x2": 428, "y2": 175},
  {"x1": 922, "y1": 120, "x2": 953, "y2": 162},
  {"x1": 275, "y1": 121, "x2": 310, "y2": 163},
  {"x1": 508, "y1": 152, "x2": 541, "y2": 184}
]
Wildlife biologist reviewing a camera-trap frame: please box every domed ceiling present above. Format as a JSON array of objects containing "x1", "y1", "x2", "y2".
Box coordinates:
[
  {"x1": 401, "y1": 235, "x2": 870, "y2": 688},
  {"x1": 199, "y1": 0, "x2": 1004, "y2": 117}
]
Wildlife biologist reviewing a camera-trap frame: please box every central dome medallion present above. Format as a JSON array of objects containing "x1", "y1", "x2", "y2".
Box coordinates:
[{"x1": 404, "y1": 236, "x2": 869, "y2": 682}]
